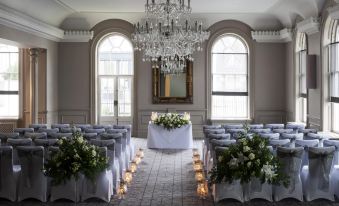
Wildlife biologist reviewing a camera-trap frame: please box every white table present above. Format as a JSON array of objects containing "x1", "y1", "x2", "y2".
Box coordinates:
[{"x1": 147, "y1": 123, "x2": 193, "y2": 149}]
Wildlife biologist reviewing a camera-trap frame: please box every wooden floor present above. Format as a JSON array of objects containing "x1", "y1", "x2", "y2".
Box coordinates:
[{"x1": 1, "y1": 138, "x2": 339, "y2": 206}]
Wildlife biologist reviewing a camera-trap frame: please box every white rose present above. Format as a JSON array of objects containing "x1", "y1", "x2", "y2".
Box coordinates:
[
  {"x1": 248, "y1": 153, "x2": 255, "y2": 160},
  {"x1": 218, "y1": 156, "x2": 223, "y2": 162},
  {"x1": 92, "y1": 150, "x2": 97, "y2": 157},
  {"x1": 243, "y1": 146, "x2": 250, "y2": 152},
  {"x1": 247, "y1": 161, "x2": 252, "y2": 167}
]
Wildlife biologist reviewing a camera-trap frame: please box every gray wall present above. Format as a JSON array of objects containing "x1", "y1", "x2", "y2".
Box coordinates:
[
  {"x1": 57, "y1": 19, "x2": 289, "y2": 138},
  {"x1": 0, "y1": 24, "x2": 59, "y2": 124}
]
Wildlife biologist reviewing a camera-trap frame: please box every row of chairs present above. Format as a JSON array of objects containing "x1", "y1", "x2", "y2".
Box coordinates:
[
  {"x1": 0, "y1": 124, "x2": 134, "y2": 202},
  {"x1": 203, "y1": 123, "x2": 339, "y2": 202}
]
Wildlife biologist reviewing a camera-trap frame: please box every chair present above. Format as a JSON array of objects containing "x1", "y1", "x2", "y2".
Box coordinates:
[
  {"x1": 203, "y1": 129, "x2": 225, "y2": 166},
  {"x1": 299, "y1": 128, "x2": 317, "y2": 135},
  {"x1": 269, "y1": 139, "x2": 290, "y2": 156},
  {"x1": 24, "y1": 132, "x2": 47, "y2": 140},
  {"x1": 13, "y1": 128, "x2": 34, "y2": 137},
  {"x1": 51, "y1": 124, "x2": 70, "y2": 129},
  {"x1": 280, "y1": 133, "x2": 304, "y2": 148},
  {"x1": 249, "y1": 128, "x2": 271, "y2": 134},
  {"x1": 202, "y1": 125, "x2": 222, "y2": 163},
  {"x1": 295, "y1": 139, "x2": 319, "y2": 170},
  {"x1": 0, "y1": 133, "x2": 19, "y2": 145},
  {"x1": 7, "y1": 138, "x2": 32, "y2": 165},
  {"x1": 107, "y1": 129, "x2": 129, "y2": 169},
  {"x1": 305, "y1": 133, "x2": 329, "y2": 147},
  {"x1": 81, "y1": 147, "x2": 113, "y2": 202},
  {"x1": 113, "y1": 125, "x2": 134, "y2": 161},
  {"x1": 226, "y1": 129, "x2": 246, "y2": 139},
  {"x1": 301, "y1": 146, "x2": 335, "y2": 201},
  {"x1": 34, "y1": 139, "x2": 58, "y2": 160},
  {"x1": 50, "y1": 175, "x2": 83, "y2": 202},
  {"x1": 265, "y1": 124, "x2": 284, "y2": 130},
  {"x1": 93, "y1": 125, "x2": 113, "y2": 130},
  {"x1": 74, "y1": 124, "x2": 92, "y2": 132},
  {"x1": 59, "y1": 127, "x2": 81, "y2": 133},
  {"x1": 85, "y1": 128, "x2": 106, "y2": 134},
  {"x1": 91, "y1": 139, "x2": 120, "y2": 192},
  {"x1": 273, "y1": 147, "x2": 304, "y2": 201},
  {"x1": 259, "y1": 133, "x2": 279, "y2": 140},
  {"x1": 17, "y1": 146, "x2": 47, "y2": 202},
  {"x1": 0, "y1": 146, "x2": 19, "y2": 201},
  {"x1": 248, "y1": 124, "x2": 264, "y2": 129},
  {"x1": 324, "y1": 140, "x2": 339, "y2": 165},
  {"x1": 208, "y1": 139, "x2": 236, "y2": 173},
  {"x1": 272, "y1": 128, "x2": 294, "y2": 135},
  {"x1": 100, "y1": 133, "x2": 125, "y2": 178},
  {"x1": 50, "y1": 132, "x2": 73, "y2": 139},
  {"x1": 212, "y1": 147, "x2": 244, "y2": 202},
  {"x1": 38, "y1": 128, "x2": 59, "y2": 139},
  {"x1": 222, "y1": 124, "x2": 243, "y2": 130},
  {"x1": 286, "y1": 122, "x2": 306, "y2": 132},
  {"x1": 243, "y1": 177, "x2": 272, "y2": 202},
  {"x1": 83, "y1": 133, "x2": 98, "y2": 141},
  {"x1": 29, "y1": 124, "x2": 47, "y2": 132}
]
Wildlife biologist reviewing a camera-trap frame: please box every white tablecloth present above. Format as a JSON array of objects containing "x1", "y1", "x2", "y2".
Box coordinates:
[{"x1": 147, "y1": 123, "x2": 193, "y2": 149}]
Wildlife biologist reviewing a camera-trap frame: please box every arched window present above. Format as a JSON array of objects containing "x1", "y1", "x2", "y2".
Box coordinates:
[
  {"x1": 0, "y1": 43, "x2": 19, "y2": 118},
  {"x1": 211, "y1": 34, "x2": 249, "y2": 119},
  {"x1": 96, "y1": 34, "x2": 134, "y2": 124},
  {"x1": 296, "y1": 32, "x2": 307, "y2": 123},
  {"x1": 328, "y1": 19, "x2": 339, "y2": 133}
]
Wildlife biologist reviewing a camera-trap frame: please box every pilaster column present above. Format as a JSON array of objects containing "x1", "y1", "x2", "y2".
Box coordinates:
[{"x1": 29, "y1": 48, "x2": 39, "y2": 124}]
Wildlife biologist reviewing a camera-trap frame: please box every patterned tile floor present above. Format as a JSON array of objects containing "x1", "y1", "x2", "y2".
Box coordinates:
[{"x1": 1, "y1": 138, "x2": 339, "y2": 206}]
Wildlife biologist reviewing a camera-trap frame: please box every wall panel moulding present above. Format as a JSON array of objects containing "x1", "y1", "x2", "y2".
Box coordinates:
[
  {"x1": 62, "y1": 30, "x2": 94, "y2": 42},
  {"x1": 251, "y1": 28, "x2": 292, "y2": 43},
  {"x1": 296, "y1": 17, "x2": 320, "y2": 35},
  {"x1": 328, "y1": 4, "x2": 339, "y2": 19}
]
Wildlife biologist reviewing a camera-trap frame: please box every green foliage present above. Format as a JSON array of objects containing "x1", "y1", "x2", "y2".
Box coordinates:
[
  {"x1": 153, "y1": 113, "x2": 190, "y2": 130},
  {"x1": 209, "y1": 130, "x2": 289, "y2": 187},
  {"x1": 44, "y1": 131, "x2": 109, "y2": 186}
]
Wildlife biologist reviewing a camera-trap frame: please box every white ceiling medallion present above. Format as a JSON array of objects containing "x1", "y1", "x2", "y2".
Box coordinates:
[
  {"x1": 251, "y1": 28, "x2": 292, "y2": 43},
  {"x1": 296, "y1": 17, "x2": 320, "y2": 35}
]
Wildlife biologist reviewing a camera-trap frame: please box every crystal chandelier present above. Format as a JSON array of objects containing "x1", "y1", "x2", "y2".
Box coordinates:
[{"x1": 132, "y1": 0, "x2": 210, "y2": 74}]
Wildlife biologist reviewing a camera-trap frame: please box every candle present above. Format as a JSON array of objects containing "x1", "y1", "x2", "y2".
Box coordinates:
[
  {"x1": 193, "y1": 160, "x2": 203, "y2": 171},
  {"x1": 193, "y1": 154, "x2": 200, "y2": 162},
  {"x1": 137, "y1": 148, "x2": 145, "y2": 158},
  {"x1": 118, "y1": 181, "x2": 128, "y2": 199},
  {"x1": 124, "y1": 170, "x2": 133, "y2": 184},
  {"x1": 195, "y1": 170, "x2": 205, "y2": 182},
  {"x1": 130, "y1": 161, "x2": 137, "y2": 173},
  {"x1": 197, "y1": 180, "x2": 208, "y2": 199},
  {"x1": 134, "y1": 156, "x2": 141, "y2": 165}
]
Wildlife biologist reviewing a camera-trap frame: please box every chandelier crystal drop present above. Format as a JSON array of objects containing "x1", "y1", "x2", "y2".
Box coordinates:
[{"x1": 132, "y1": 0, "x2": 210, "y2": 74}]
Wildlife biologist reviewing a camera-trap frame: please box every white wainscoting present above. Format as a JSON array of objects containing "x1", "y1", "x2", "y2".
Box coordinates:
[
  {"x1": 137, "y1": 109, "x2": 206, "y2": 139},
  {"x1": 254, "y1": 110, "x2": 286, "y2": 124},
  {"x1": 58, "y1": 110, "x2": 90, "y2": 124}
]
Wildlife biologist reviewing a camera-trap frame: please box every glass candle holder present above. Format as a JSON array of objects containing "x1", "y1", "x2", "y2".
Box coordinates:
[
  {"x1": 193, "y1": 160, "x2": 203, "y2": 172},
  {"x1": 130, "y1": 161, "x2": 137, "y2": 173},
  {"x1": 124, "y1": 170, "x2": 133, "y2": 184},
  {"x1": 137, "y1": 148, "x2": 145, "y2": 158},
  {"x1": 193, "y1": 154, "x2": 200, "y2": 162},
  {"x1": 118, "y1": 180, "x2": 128, "y2": 199},
  {"x1": 134, "y1": 156, "x2": 141, "y2": 165},
  {"x1": 195, "y1": 170, "x2": 205, "y2": 182},
  {"x1": 197, "y1": 180, "x2": 208, "y2": 199}
]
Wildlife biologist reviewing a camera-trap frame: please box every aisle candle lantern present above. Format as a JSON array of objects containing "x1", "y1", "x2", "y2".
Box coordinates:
[
  {"x1": 124, "y1": 170, "x2": 133, "y2": 184},
  {"x1": 195, "y1": 169, "x2": 205, "y2": 182},
  {"x1": 197, "y1": 180, "x2": 208, "y2": 199},
  {"x1": 134, "y1": 156, "x2": 141, "y2": 165},
  {"x1": 137, "y1": 148, "x2": 144, "y2": 158},
  {"x1": 193, "y1": 160, "x2": 203, "y2": 172},
  {"x1": 193, "y1": 153, "x2": 200, "y2": 162},
  {"x1": 118, "y1": 180, "x2": 128, "y2": 199},
  {"x1": 130, "y1": 161, "x2": 137, "y2": 173}
]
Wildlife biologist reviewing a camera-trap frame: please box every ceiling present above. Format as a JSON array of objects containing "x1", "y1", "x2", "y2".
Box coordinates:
[{"x1": 0, "y1": 0, "x2": 327, "y2": 30}]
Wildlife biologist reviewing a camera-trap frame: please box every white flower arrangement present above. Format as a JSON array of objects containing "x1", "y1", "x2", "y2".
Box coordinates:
[{"x1": 152, "y1": 112, "x2": 190, "y2": 130}]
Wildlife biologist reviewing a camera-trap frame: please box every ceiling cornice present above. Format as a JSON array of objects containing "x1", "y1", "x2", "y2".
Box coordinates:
[
  {"x1": 251, "y1": 28, "x2": 292, "y2": 43},
  {"x1": 0, "y1": 4, "x2": 93, "y2": 42},
  {"x1": 296, "y1": 17, "x2": 320, "y2": 35}
]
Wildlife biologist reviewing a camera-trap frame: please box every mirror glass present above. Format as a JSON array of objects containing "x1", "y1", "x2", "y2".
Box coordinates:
[{"x1": 159, "y1": 73, "x2": 187, "y2": 97}]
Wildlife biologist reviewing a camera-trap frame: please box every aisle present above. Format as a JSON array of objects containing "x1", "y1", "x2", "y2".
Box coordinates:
[{"x1": 111, "y1": 138, "x2": 214, "y2": 206}]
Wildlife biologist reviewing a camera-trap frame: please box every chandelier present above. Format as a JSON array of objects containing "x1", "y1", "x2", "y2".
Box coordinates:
[{"x1": 132, "y1": 0, "x2": 210, "y2": 74}]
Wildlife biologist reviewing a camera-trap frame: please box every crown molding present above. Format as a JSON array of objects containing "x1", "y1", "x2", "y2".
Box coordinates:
[
  {"x1": 296, "y1": 17, "x2": 320, "y2": 35},
  {"x1": 328, "y1": 4, "x2": 339, "y2": 19},
  {"x1": 251, "y1": 28, "x2": 292, "y2": 43},
  {"x1": 62, "y1": 30, "x2": 94, "y2": 42}
]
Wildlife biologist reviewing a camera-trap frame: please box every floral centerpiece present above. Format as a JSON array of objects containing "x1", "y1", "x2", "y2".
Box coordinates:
[
  {"x1": 210, "y1": 131, "x2": 289, "y2": 186},
  {"x1": 151, "y1": 112, "x2": 190, "y2": 130},
  {"x1": 44, "y1": 130, "x2": 109, "y2": 185}
]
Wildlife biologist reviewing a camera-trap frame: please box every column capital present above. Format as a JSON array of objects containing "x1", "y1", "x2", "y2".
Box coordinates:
[{"x1": 29, "y1": 48, "x2": 40, "y2": 57}]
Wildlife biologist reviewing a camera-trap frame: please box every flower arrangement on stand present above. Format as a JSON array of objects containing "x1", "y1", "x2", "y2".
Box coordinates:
[
  {"x1": 152, "y1": 112, "x2": 190, "y2": 130},
  {"x1": 44, "y1": 131, "x2": 109, "y2": 186},
  {"x1": 209, "y1": 132, "x2": 289, "y2": 186}
]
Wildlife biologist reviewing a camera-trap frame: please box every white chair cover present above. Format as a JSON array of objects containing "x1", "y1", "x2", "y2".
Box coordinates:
[
  {"x1": 50, "y1": 175, "x2": 83, "y2": 202},
  {"x1": 51, "y1": 124, "x2": 70, "y2": 129},
  {"x1": 248, "y1": 124, "x2": 264, "y2": 129},
  {"x1": 107, "y1": 129, "x2": 129, "y2": 170},
  {"x1": 259, "y1": 133, "x2": 280, "y2": 140},
  {"x1": 17, "y1": 146, "x2": 47, "y2": 202},
  {"x1": 81, "y1": 147, "x2": 113, "y2": 202},
  {"x1": 24, "y1": 132, "x2": 47, "y2": 140},
  {"x1": 85, "y1": 128, "x2": 106, "y2": 134},
  {"x1": 286, "y1": 122, "x2": 306, "y2": 132},
  {"x1": 272, "y1": 128, "x2": 294, "y2": 134},
  {"x1": 13, "y1": 128, "x2": 34, "y2": 136},
  {"x1": 222, "y1": 124, "x2": 243, "y2": 130},
  {"x1": 0, "y1": 146, "x2": 19, "y2": 201},
  {"x1": 203, "y1": 129, "x2": 225, "y2": 166},
  {"x1": 90, "y1": 139, "x2": 120, "y2": 192},
  {"x1": 274, "y1": 147, "x2": 303, "y2": 201},
  {"x1": 208, "y1": 140, "x2": 236, "y2": 173},
  {"x1": 60, "y1": 127, "x2": 81, "y2": 133},
  {"x1": 113, "y1": 125, "x2": 134, "y2": 161},
  {"x1": 306, "y1": 133, "x2": 329, "y2": 147},
  {"x1": 50, "y1": 132, "x2": 72, "y2": 139},
  {"x1": 324, "y1": 140, "x2": 339, "y2": 165},
  {"x1": 243, "y1": 177, "x2": 272, "y2": 202},
  {"x1": 213, "y1": 180, "x2": 244, "y2": 202},
  {"x1": 29, "y1": 124, "x2": 47, "y2": 132},
  {"x1": 265, "y1": 124, "x2": 284, "y2": 130},
  {"x1": 299, "y1": 128, "x2": 317, "y2": 135},
  {"x1": 301, "y1": 146, "x2": 335, "y2": 201},
  {"x1": 281, "y1": 133, "x2": 304, "y2": 148},
  {"x1": 269, "y1": 139, "x2": 290, "y2": 156},
  {"x1": 226, "y1": 129, "x2": 246, "y2": 139},
  {"x1": 82, "y1": 133, "x2": 98, "y2": 141},
  {"x1": 7, "y1": 138, "x2": 32, "y2": 165},
  {"x1": 295, "y1": 139, "x2": 319, "y2": 170},
  {"x1": 74, "y1": 124, "x2": 92, "y2": 132},
  {"x1": 0, "y1": 133, "x2": 20, "y2": 145},
  {"x1": 34, "y1": 139, "x2": 58, "y2": 160},
  {"x1": 38, "y1": 128, "x2": 59, "y2": 139},
  {"x1": 249, "y1": 128, "x2": 271, "y2": 134},
  {"x1": 93, "y1": 125, "x2": 113, "y2": 130}
]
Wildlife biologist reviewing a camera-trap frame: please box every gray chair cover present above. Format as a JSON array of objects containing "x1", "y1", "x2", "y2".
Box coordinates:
[
  {"x1": 274, "y1": 147, "x2": 303, "y2": 201},
  {"x1": 93, "y1": 125, "x2": 113, "y2": 130},
  {"x1": 107, "y1": 129, "x2": 129, "y2": 170},
  {"x1": 7, "y1": 138, "x2": 33, "y2": 165},
  {"x1": 324, "y1": 140, "x2": 339, "y2": 165},
  {"x1": 113, "y1": 125, "x2": 134, "y2": 161},
  {"x1": 265, "y1": 124, "x2": 284, "y2": 130},
  {"x1": 301, "y1": 146, "x2": 335, "y2": 201},
  {"x1": 85, "y1": 128, "x2": 106, "y2": 134},
  {"x1": 81, "y1": 147, "x2": 113, "y2": 202},
  {"x1": 74, "y1": 124, "x2": 92, "y2": 132},
  {"x1": 90, "y1": 139, "x2": 119, "y2": 191},
  {"x1": 203, "y1": 128, "x2": 225, "y2": 166},
  {"x1": 222, "y1": 124, "x2": 243, "y2": 130},
  {"x1": 259, "y1": 133, "x2": 280, "y2": 140},
  {"x1": 0, "y1": 133, "x2": 20, "y2": 145},
  {"x1": 226, "y1": 129, "x2": 246, "y2": 139},
  {"x1": 13, "y1": 128, "x2": 34, "y2": 136},
  {"x1": 299, "y1": 128, "x2": 317, "y2": 135},
  {"x1": 248, "y1": 124, "x2": 264, "y2": 129},
  {"x1": 281, "y1": 133, "x2": 304, "y2": 147},
  {"x1": 272, "y1": 128, "x2": 294, "y2": 134},
  {"x1": 29, "y1": 124, "x2": 47, "y2": 132},
  {"x1": 306, "y1": 133, "x2": 329, "y2": 147},
  {"x1": 295, "y1": 139, "x2": 319, "y2": 170},
  {"x1": 82, "y1": 133, "x2": 98, "y2": 141},
  {"x1": 37, "y1": 128, "x2": 59, "y2": 139},
  {"x1": 249, "y1": 128, "x2": 271, "y2": 134},
  {"x1": 51, "y1": 124, "x2": 70, "y2": 129},
  {"x1": 17, "y1": 146, "x2": 47, "y2": 202},
  {"x1": 269, "y1": 139, "x2": 291, "y2": 156},
  {"x1": 286, "y1": 122, "x2": 306, "y2": 132},
  {"x1": 24, "y1": 132, "x2": 47, "y2": 140},
  {"x1": 60, "y1": 127, "x2": 81, "y2": 133},
  {"x1": 50, "y1": 132, "x2": 73, "y2": 139},
  {"x1": 0, "y1": 146, "x2": 19, "y2": 201},
  {"x1": 209, "y1": 139, "x2": 236, "y2": 171}
]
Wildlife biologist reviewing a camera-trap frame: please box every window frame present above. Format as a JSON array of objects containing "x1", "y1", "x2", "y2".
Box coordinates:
[{"x1": 210, "y1": 33, "x2": 250, "y2": 120}]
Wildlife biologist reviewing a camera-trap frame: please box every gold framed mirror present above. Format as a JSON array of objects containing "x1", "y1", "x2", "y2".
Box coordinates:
[{"x1": 152, "y1": 60, "x2": 193, "y2": 104}]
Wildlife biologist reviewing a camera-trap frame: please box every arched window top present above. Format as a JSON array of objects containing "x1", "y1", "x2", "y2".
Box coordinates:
[
  {"x1": 212, "y1": 34, "x2": 248, "y2": 54},
  {"x1": 98, "y1": 34, "x2": 133, "y2": 54},
  {"x1": 0, "y1": 44, "x2": 18, "y2": 52}
]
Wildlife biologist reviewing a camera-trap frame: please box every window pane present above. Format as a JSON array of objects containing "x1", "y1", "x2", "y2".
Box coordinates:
[
  {"x1": 212, "y1": 74, "x2": 247, "y2": 92},
  {"x1": 100, "y1": 78, "x2": 114, "y2": 116},
  {"x1": 299, "y1": 97, "x2": 307, "y2": 123},
  {"x1": 333, "y1": 103, "x2": 339, "y2": 132},
  {"x1": 212, "y1": 35, "x2": 247, "y2": 53},
  {"x1": 299, "y1": 51, "x2": 307, "y2": 95},
  {"x1": 212, "y1": 95, "x2": 248, "y2": 119},
  {"x1": 212, "y1": 53, "x2": 247, "y2": 75},
  {"x1": 118, "y1": 77, "x2": 132, "y2": 117},
  {"x1": 0, "y1": 95, "x2": 19, "y2": 117}
]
